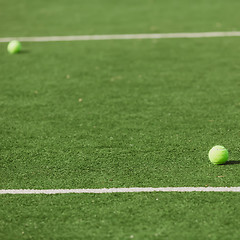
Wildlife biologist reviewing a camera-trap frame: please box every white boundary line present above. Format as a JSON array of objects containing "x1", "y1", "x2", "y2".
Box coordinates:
[
  {"x1": 1, "y1": 32, "x2": 240, "y2": 42},
  {"x1": 1, "y1": 187, "x2": 240, "y2": 194}
]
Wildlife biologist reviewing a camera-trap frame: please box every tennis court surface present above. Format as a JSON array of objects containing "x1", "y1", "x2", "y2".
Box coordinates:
[{"x1": 1, "y1": 0, "x2": 240, "y2": 239}]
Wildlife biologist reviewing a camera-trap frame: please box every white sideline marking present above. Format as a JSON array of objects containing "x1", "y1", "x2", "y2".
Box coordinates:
[
  {"x1": 1, "y1": 187, "x2": 240, "y2": 194},
  {"x1": 1, "y1": 32, "x2": 240, "y2": 43}
]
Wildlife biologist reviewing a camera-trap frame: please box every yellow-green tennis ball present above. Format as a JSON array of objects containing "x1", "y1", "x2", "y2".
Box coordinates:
[
  {"x1": 7, "y1": 40, "x2": 21, "y2": 54},
  {"x1": 208, "y1": 145, "x2": 228, "y2": 165}
]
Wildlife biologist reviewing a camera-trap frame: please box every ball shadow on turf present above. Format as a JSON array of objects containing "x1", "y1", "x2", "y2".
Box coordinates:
[
  {"x1": 19, "y1": 50, "x2": 30, "y2": 54},
  {"x1": 226, "y1": 160, "x2": 240, "y2": 165}
]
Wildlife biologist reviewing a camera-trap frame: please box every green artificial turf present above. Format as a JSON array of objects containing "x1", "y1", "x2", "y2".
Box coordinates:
[
  {"x1": 1, "y1": 1, "x2": 240, "y2": 239},
  {"x1": 1, "y1": 38, "x2": 240, "y2": 189},
  {"x1": 1, "y1": 192, "x2": 240, "y2": 240},
  {"x1": 1, "y1": 0, "x2": 240, "y2": 37}
]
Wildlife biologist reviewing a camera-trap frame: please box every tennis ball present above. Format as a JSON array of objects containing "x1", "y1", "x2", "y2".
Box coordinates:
[
  {"x1": 7, "y1": 40, "x2": 21, "y2": 54},
  {"x1": 208, "y1": 145, "x2": 228, "y2": 165}
]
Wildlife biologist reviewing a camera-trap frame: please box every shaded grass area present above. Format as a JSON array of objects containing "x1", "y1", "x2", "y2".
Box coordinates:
[
  {"x1": 1, "y1": 38, "x2": 240, "y2": 189},
  {"x1": 1, "y1": 192, "x2": 240, "y2": 240},
  {"x1": 1, "y1": 0, "x2": 240, "y2": 37}
]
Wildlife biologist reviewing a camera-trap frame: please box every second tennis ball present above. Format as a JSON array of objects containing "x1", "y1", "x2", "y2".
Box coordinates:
[
  {"x1": 208, "y1": 145, "x2": 228, "y2": 165},
  {"x1": 7, "y1": 40, "x2": 21, "y2": 54}
]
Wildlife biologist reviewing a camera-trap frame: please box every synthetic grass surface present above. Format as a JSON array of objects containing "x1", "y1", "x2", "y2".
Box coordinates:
[
  {"x1": 2, "y1": 1, "x2": 240, "y2": 239},
  {"x1": 1, "y1": 192, "x2": 240, "y2": 240},
  {"x1": 1, "y1": 38, "x2": 240, "y2": 189},
  {"x1": 1, "y1": 0, "x2": 240, "y2": 37}
]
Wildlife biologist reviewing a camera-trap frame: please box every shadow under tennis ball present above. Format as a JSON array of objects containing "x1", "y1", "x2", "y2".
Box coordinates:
[{"x1": 226, "y1": 160, "x2": 240, "y2": 165}]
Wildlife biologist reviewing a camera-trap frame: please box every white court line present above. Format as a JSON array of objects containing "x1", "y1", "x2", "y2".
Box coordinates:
[
  {"x1": 1, "y1": 31, "x2": 240, "y2": 42},
  {"x1": 1, "y1": 187, "x2": 240, "y2": 194}
]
